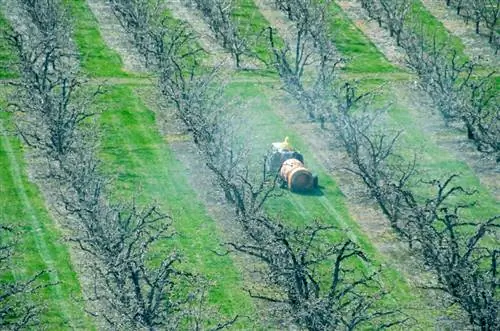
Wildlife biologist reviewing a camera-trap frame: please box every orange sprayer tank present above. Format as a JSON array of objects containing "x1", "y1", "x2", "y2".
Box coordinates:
[{"x1": 280, "y1": 158, "x2": 315, "y2": 192}]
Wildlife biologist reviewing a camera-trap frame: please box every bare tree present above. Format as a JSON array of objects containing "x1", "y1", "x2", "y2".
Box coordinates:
[
  {"x1": 5, "y1": 1, "x2": 236, "y2": 328},
  {"x1": 378, "y1": 0, "x2": 411, "y2": 46},
  {"x1": 323, "y1": 85, "x2": 499, "y2": 329},
  {"x1": 403, "y1": 30, "x2": 499, "y2": 160},
  {"x1": 186, "y1": 0, "x2": 257, "y2": 67},
  {"x1": 479, "y1": 0, "x2": 500, "y2": 44},
  {"x1": 225, "y1": 219, "x2": 407, "y2": 330},
  {"x1": 359, "y1": 1, "x2": 499, "y2": 160},
  {"x1": 5, "y1": 0, "x2": 98, "y2": 159}
]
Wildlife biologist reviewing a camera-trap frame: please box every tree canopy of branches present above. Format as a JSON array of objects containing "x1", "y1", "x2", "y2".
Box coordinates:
[
  {"x1": 5, "y1": 1, "x2": 233, "y2": 329},
  {"x1": 5, "y1": 0, "x2": 91, "y2": 158},
  {"x1": 267, "y1": 0, "x2": 341, "y2": 123},
  {"x1": 444, "y1": 0, "x2": 499, "y2": 48},
  {"x1": 106, "y1": 1, "x2": 410, "y2": 329},
  {"x1": 264, "y1": 2, "x2": 499, "y2": 327},
  {"x1": 185, "y1": 0, "x2": 255, "y2": 67},
  {"x1": 360, "y1": 0, "x2": 499, "y2": 161}
]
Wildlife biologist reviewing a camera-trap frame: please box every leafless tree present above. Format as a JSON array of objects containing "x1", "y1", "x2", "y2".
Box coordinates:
[
  {"x1": 479, "y1": 0, "x2": 500, "y2": 44},
  {"x1": 360, "y1": 0, "x2": 384, "y2": 27},
  {"x1": 403, "y1": 31, "x2": 499, "y2": 160},
  {"x1": 323, "y1": 85, "x2": 499, "y2": 329},
  {"x1": 405, "y1": 177, "x2": 499, "y2": 329},
  {"x1": 5, "y1": 0, "x2": 98, "y2": 159},
  {"x1": 444, "y1": 0, "x2": 499, "y2": 48},
  {"x1": 358, "y1": 1, "x2": 499, "y2": 161},
  {"x1": 224, "y1": 219, "x2": 408, "y2": 330},
  {"x1": 5, "y1": 1, "x2": 236, "y2": 328},
  {"x1": 378, "y1": 0, "x2": 411, "y2": 46},
  {"x1": 186, "y1": 0, "x2": 257, "y2": 67},
  {"x1": 267, "y1": 18, "x2": 341, "y2": 123}
]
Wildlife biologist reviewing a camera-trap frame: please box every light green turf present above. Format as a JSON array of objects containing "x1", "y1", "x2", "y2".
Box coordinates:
[
  {"x1": 328, "y1": 3, "x2": 398, "y2": 73},
  {"x1": 64, "y1": 0, "x2": 129, "y2": 77},
  {"x1": 0, "y1": 110, "x2": 94, "y2": 330},
  {"x1": 232, "y1": 0, "x2": 281, "y2": 65},
  {"x1": 97, "y1": 85, "x2": 255, "y2": 327},
  {"x1": 384, "y1": 86, "x2": 499, "y2": 218},
  {"x1": 408, "y1": 1, "x2": 468, "y2": 62}
]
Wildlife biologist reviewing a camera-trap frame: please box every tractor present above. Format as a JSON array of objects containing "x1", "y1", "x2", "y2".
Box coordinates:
[{"x1": 267, "y1": 137, "x2": 318, "y2": 192}]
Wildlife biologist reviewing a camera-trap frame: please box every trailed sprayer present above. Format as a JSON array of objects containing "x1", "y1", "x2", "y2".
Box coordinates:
[{"x1": 267, "y1": 137, "x2": 318, "y2": 192}]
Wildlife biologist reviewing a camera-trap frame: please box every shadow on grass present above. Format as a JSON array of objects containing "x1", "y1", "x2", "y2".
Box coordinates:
[{"x1": 282, "y1": 185, "x2": 325, "y2": 197}]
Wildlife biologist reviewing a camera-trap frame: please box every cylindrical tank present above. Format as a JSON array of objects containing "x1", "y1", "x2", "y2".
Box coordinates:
[{"x1": 280, "y1": 158, "x2": 315, "y2": 192}]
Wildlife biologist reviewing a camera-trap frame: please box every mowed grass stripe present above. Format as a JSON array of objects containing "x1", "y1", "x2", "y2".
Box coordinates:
[
  {"x1": 0, "y1": 112, "x2": 93, "y2": 330},
  {"x1": 225, "y1": 82, "x2": 438, "y2": 327},
  {"x1": 233, "y1": 0, "x2": 283, "y2": 63},
  {"x1": 410, "y1": 0, "x2": 467, "y2": 61},
  {"x1": 328, "y1": 2, "x2": 398, "y2": 73},
  {"x1": 385, "y1": 84, "x2": 499, "y2": 211},
  {"x1": 97, "y1": 85, "x2": 254, "y2": 324},
  {"x1": 64, "y1": 0, "x2": 129, "y2": 77}
]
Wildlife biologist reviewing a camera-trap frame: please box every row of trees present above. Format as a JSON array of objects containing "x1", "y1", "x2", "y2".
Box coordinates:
[
  {"x1": 109, "y1": 0, "x2": 409, "y2": 329},
  {"x1": 184, "y1": 0, "x2": 251, "y2": 68},
  {"x1": 4, "y1": 0, "x2": 232, "y2": 329},
  {"x1": 444, "y1": 0, "x2": 499, "y2": 46},
  {"x1": 360, "y1": 0, "x2": 499, "y2": 162},
  {"x1": 269, "y1": 0, "x2": 499, "y2": 329}
]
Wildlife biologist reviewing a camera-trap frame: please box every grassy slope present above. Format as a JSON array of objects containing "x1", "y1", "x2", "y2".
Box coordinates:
[
  {"x1": 0, "y1": 111, "x2": 93, "y2": 330},
  {"x1": 232, "y1": 0, "x2": 283, "y2": 65},
  {"x1": 409, "y1": 1, "x2": 467, "y2": 61},
  {"x1": 224, "y1": 81, "x2": 438, "y2": 327},
  {"x1": 328, "y1": 3, "x2": 398, "y2": 73},
  {"x1": 97, "y1": 85, "x2": 254, "y2": 325},
  {"x1": 64, "y1": 1, "x2": 255, "y2": 323},
  {"x1": 64, "y1": 0, "x2": 129, "y2": 77},
  {"x1": 0, "y1": 8, "x2": 91, "y2": 329}
]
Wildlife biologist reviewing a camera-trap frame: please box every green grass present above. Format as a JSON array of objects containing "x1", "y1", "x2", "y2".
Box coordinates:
[
  {"x1": 223, "y1": 81, "x2": 440, "y2": 328},
  {"x1": 0, "y1": 12, "x2": 17, "y2": 78},
  {"x1": 97, "y1": 85, "x2": 255, "y2": 327},
  {"x1": 408, "y1": 1, "x2": 468, "y2": 62},
  {"x1": 0, "y1": 110, "x2": 93, "y2": 330},
  {"x1": 233, "y1": 0, "x2": 283, "y2": 64},
  {"x1": 232, "y1": 1, "x2": 397, "y2": 73},
  {"x1": 351, "y1": 78, "x2": 499, "y2": 219},
  {"x1": 384, "y1": 86, "x2": 499, "y2": 219},
  {"x1": 64, "y1": 0, "x2": 129, "y2": 77},
  {"x1": 328, "y1": 3, "x2": 398, "y2": 73}
]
